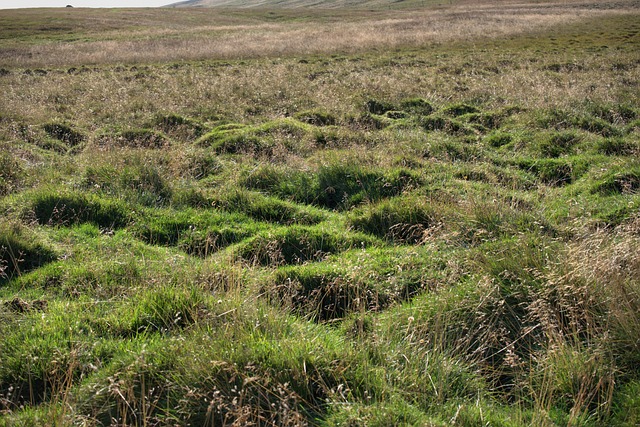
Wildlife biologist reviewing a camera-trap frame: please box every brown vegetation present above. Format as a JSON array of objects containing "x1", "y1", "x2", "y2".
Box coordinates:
[{"x1": 0, "y1": 0, "x2": 638, "y2": 67}]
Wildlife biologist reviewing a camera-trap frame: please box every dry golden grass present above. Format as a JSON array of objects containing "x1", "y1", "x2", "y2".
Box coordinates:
[
  {"x1": 1, "y1": 26, "x2": 636, "y2": 142},
  {"x1": 0, "y1": 0, "x2": 638, "y2": 67}
]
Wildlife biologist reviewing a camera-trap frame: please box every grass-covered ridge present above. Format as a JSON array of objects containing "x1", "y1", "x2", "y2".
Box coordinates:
[{"x1": 1, "y1": 1, "x2": 640, "y2": 426}]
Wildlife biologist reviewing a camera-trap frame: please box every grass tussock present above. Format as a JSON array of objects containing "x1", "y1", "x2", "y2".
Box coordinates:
[
  {"x1": 235, "y1": 225, "x2": 376, "y2": 266},
  {"x1": 24, "y1": 189, "x2": 131, "y2": 229},
  {"x1": 348, "y1": 195, "x2": 438, "y2": 244},
  {"x1": 0, "y1": 152, "x2": 23, "y2": 197},
  {"x1": 0, "y1": 221, "x2": 56, "y2": 282}
]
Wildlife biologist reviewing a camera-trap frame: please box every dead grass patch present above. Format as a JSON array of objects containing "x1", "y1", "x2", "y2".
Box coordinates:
[{"x1": 1, "y1": 1, "x2": 637, "y2": 67}]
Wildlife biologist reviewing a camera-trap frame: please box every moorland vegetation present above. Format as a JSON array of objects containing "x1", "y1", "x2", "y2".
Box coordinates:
[{"x1": 1, "y1": 0, "x2": 640, "y2": 425}]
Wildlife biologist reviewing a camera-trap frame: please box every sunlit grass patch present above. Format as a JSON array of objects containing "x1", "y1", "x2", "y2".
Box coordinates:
[
  {"x1": 234, "y1": 224, "x2": 377, "y2": 266},
  {"x1": 212, "y1": 189, "x2": 327, "y2": 225},
  {"x1": 266, "y1": 245, "x2": 450, "y2": 321},
  {"x1": 82, "y1": 159, "x2": 173, "y2": 208},
  {"x1": 348, "y1": 194, "x2": 439, "y2": 244},
  {"x1": 240, "y1": 161, "x2": 422, "y2": 210},
  {"x1": 18, "y1": 188, "x2": 132, "y2": 229},
  {"x1": 0, "y1": 221, "x2": 56, "y2": 283}
]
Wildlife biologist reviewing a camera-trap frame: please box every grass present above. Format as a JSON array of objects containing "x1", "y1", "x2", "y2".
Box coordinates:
[
  {"x1": 1, "y1": 0, "x2": 640, "y2": 425},
  {"x1": 0, "y1": 221, "x2": 57, "y2": 282},
  {"x1": 1, "y1": 2, "x2": 638, "y2": 67}
]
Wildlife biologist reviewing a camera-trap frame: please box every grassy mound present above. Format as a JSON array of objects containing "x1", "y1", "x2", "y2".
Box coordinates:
[
  {"x1": 234, "y1": 225, "x2": 376, "y2": 266},
  {"x1": 27, "y1": 190, "x2": 131, "y2": 229},
  {"x1": 0, "y1": 222, "x2": 56, "y2": 282}
]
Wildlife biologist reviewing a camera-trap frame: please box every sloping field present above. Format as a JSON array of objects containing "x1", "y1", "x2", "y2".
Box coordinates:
[
  {"x1": 167, "y1": 0, "x2": 639, "y2": 10},
  {"x1": 166, "y1": 0, "x2": 444, "y2": 9},
  {"x1": 1, "y1": 0, "x2": 638, "y2": 67},
  {"x1": 1, "y1": 1, "x2": 640, "y2": 425}
]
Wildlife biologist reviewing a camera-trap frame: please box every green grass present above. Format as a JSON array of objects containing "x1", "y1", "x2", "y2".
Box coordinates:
[
  {"x1": 0, "y1": 221, "x2": 57, "y2": 283},
  {"x1": 1, "y1": 2, "x2": 640, "y2": 426}
]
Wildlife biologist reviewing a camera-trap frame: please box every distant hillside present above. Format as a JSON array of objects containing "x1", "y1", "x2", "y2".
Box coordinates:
[
  {"x1": 165, "y1": 0, "x2": 598, "y2": 10},
  {"x1": 166, "y1": 0, "x2": 450, "y2": 9}
]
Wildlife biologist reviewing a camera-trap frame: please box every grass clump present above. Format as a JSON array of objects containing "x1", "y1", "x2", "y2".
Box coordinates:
[
  {"x1": 269, "y1": 245, "x2": 444, "y2": 321},
  {"x1": 235, "y1": 225, "x2": 375, "y2": 266},
  {"x1": 518, "y1": 226, "x2": 640, "y2": 423},
  {"x1": 427, "y1": 138, "x2": 483, "y2": 161},
  {"x1": 0, "y1": 313, "x2": 86, "y2": 407},
  {"x1": 106, "y1": 286, "x2": 206, "y2": 337},
  {"x1": 83, "y1": 160, "x2": 172, "y2": 207},
  {"x1": 364, "y1": 99, "x2": 395, "y2": 115},
  {"x1": 42, "y1": 122, "x2": 85, "y2": 147},
  {"x1": 293, "y1": 109, "x2": 337, "y2": 126},
  {"x1": 372, "y1": 281, "x2": 502, "y2": 407},
  {"x1": 462, "y1": 111, "x2": 506, "y2": 132},
  {"x1": 348, "y1": 195, "x2": 438, "y2": 244},
  {"x1": 197, "y1": 124, "x2": 265, "y2": 155},
  {"x1": 575, "y1": 116, "x2": 621, "y2": 138},
  {"x1": 420, "y1": 115, "x2": 474, "y2": 136},
  {"x1": 271, "y1": 263, "x2": 366, "y2": 321},
  {"x1": 130, "y1": 207, "x2": 260, "y2": 257},
  {"x1": 178, "y1": 147, "x2": 222, "y2": 180},
  {"x1": 241, "y1": 162, "x2": 421, "y2": 210},
  {"x1": 369, "y1": 236, "x2": 581, "y2": 406},
  {"x1": 614, "y1": 381, "x2": 640, "y2": 426},
  {"x1": 313, "y1": 164, "x2": 420, "y2": 209},
  {"x1": 535, "y1": 108, "x2": 579, "y2": 131},
  {"x1": 239, "y1": 163, "x2": 312, "y2": 200},
  {"x1": 69, "y1": 298, "x2": 363, "y2": 426},
  {"x1": 536, "y1": 108, "x2": 621, "y2": 138},
  {"x1": 441, "y1": 102, "x2": 480, "y2": 117},
  {"x1": 625, "y1": 119, "x2": 640, "y2": 134},
  {"x1": 400, "y1": 98, "x2": 434, "y2": 116},
  {"x1": 117, "y1": 163, "x2": 172, "y2": 207},
  {"x1": 517, "y1": 158, "x2": 576, "y2": 186},
  {"x1": 595, "y1": 137, "x2": 637, "y2": 156},
  {"x1": 584, "y1": 102, "x2": 637, "y2": 126},
  {"x1": 537, "y1": 131, "x2": 581, "y2": 158},
  {"x1": 591, "y1": 166, "x2": 640, "y2": 195},
  {"x1": 16, "y1": 124, "x2": 71, "y2": 154},
  {"x1": 0, "y1": 152, "x2": 23, "y2": 197},
  {"x1": 213, "y1": 189, "x2": 326, "y2": 225},
  {"x1": 197, "y1": 119, "x2": 314, "y2": 156},
  {"x1": 0, "y1": 221, "x2": 56, "y2": 282},
  {"x1": 27, "y1": 189, "x2": 130, "y2": 229},
  {"x1": 98, "y1": 128, "x2": 170, "y2": 149},
  {"x1": 152, "y1": 113, "x2": 207, "y2": 141}
]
